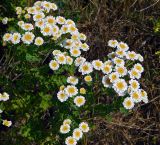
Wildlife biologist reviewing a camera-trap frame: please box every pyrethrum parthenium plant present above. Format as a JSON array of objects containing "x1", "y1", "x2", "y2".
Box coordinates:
[{"x1": 1, "y1": 1, "x2": 148, "y2": 145}]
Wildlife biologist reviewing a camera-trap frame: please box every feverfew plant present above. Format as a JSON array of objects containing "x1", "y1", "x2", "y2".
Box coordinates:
[{"x1": 2, "y1": 1, "x2": 148, "y2": 144}]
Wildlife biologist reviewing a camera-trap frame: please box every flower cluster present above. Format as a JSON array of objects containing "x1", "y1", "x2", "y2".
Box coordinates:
[
  {"x1": 60, "y1": 119, "x2": 89, "y2": 145},
  {"x1": 0, "y1": 92, "x2": 12, "y2": 127}
]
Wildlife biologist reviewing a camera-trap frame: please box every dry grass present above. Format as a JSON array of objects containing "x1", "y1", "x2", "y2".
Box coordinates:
[{"x1": 62, "y1": 0, "x2": 160, "y2": 144}]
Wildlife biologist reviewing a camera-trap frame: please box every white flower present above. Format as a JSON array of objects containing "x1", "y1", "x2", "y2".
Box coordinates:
[
  {"x1": 65, "y1": 85, "x2": 78, "y2": 97},
  {"x1": 49, "y1": 60, "x2": 59, "y2": 71},
  {"x1": 0, "y1": 92, "x2": 9, "y2": 101},
  {"x1": 113, "y1": 57, "x2": 125, "y2": 66},
  {"x1": 24, "y1": 14, "x2": 31, "y2": 19},
  {"x1": 60, "y1": 124, "x2": 70, "y2": 134},
  {"x1": 74, "y1": 57, "x2": 86, "y2": 67},
  {"x1": 3, "y1": 33, "x2": 12, "y2": 42},
  {"x1": 35, "y1": 19, "x2": 45, "y2": 28},
  {"x1": 129, "y1": 79, "x2": 140, "y2": 91},
  {"x1": 115, "y1": 66, "x2": 127, "y2": 77},
  {"x1": 0, "y1": 109, "x2": 3, "y2": 113},
  {"x1": 61, "y1": 25, "x2": 69, "y2": 34},
  {"x1": 56, "y1": 54, "x2": 67, "y2": 64},
  {"x1": 67, "y1": 76, "x2": 78, "y2": 85},
  {"x1": 74, "y1": 96, "x2": 86, "y2": 107},
  {"x1": 123, "y1": 97, "x2": 134, "y2": 110},
  {"x1": 113, "y1": 79, "x2": 128, "y2": 94},
  {"x1": 52, "y1": 50, "x2": 62, "y2": 56},
  {"x1": 33, "y1": 12, "x2": 45, "y2": 21},
  {"x1": 66, "y1": 19, "x2": 75, "y2": 26},
  {"x1": 79, "y1": 62, "x2": 93, "y2": 75},
  {"x1": 102, "y1": 64, "x2": 112, "y2": 74},
  {"x1": 21, "y1": 23, "x2": 34, "y2": 31},
  {"x1": 22, "y1": 32, "x2": 35, "y2": 44},
  {"x1": 63, "y1": 119, "x2": 72, "y2": 125},
  {"x1": 11, "y1": 33, "x2": 21, "y2": 44},
  {"x1": 133, "y1": 63, "x2": 144, "y2": 73},
  {"x1": 34, "y1": 37, "x2": 44, "y2": 46},
  {"x1": 70, "y1": 48, "x2": 81, "y2": 57},
  {"x1": 80, "y1": 43, "x2": 89, "y2": 51},
  {"x1": 126, "y1": 51, "x2": 138, "y2": 60},
  {"x1": 41, "y1": 1, "x2": 51, "y2": 12},
  {"x1": 65, "y1": 136, "x2": 77, "y2": 145},
  {"x1": 109, "y1": 72, "x2": 119, "y2": 83},
  {"x1": 2, "y1": 17, "x2": 8, "y2": 24},
  {"x1": 108, "y1": 52, "x2": 116, "y2": 59},
  {"x1": 45, "y1": 16, "x2": 56, "y2": 25},
  {"x1": 117, "y1": 42, "x2": 129, "y2": 51},
  {"x1": 51, "y1": 3, "x2": 58, "y2": 11},
  {"x1": 63, "y1": 39, "x2": 73, "y2": 49},
  {"x1": 108, "y1": 40, "x2": 118, "y2": 48},
  {"x1": 52, "y1": 25, "x2": 59, "y2": 35},
  {"x1": 140, "y1": 89, "x2": 148, "y2": 103},
  {"x1": 66, "y1": 56, "x2": 73, "y2": 65},
  {"x1": 92, "y1": 60, "x2": 103, "y2": 70},
  {"x1": 68, "y1": 25, "x2": 78, "y2": 34},
  {"x1": 2, "y1": 120, "x2": 12, "y2": 127},
  {"x1": 115, "y1": 50, "x2": 126, "y2": 58},
  {"x1": 130, "y1": 90, "x2": 142, "y2": 103},
  {"x1": 41, "y1": 25, "x2": 52, "y2": 36},
  {"x1": 18, "y1": 21, "x2": 24, "y2": 27},
  {"x1": 56, "y1": 16, "x2": 66, "y2": 25},
  {"x1": 129, "y1": 69, "x2": 141, "y2": 79},
  {"x1": 57, "y1": 90, "x2": 68, "y2": 102},
  {"x1": 79, "y1": 33, "x2": 87, "y2": 41},
  {"x1": 84, "y1": 75, "x2": 92, "y2": 82},
  {"x1": 137, "y1": 54, "x2": 144, "y2": 62},
  {"x1": 102, "y1": 75, "x2": 112, "y2": 88},
  {"x1": 73, "y1": 128, "x2": 83, "y2": 140},
  {"x1": 79, "y1": 122, "x2": 89, "y2": 133}
]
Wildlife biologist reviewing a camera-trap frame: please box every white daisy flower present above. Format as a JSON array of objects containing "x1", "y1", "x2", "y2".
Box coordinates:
[
  {"x1": 41, "y1": 25, "x2": 52, "y2": 36},
  {"x1": 49, "y1": 60, "x2": 59, "y2": 71},
  {"x1": 113, "y1": 57, "x2": 125, "y2": 66},
  {"x1": 102, "y1": 64, "x2": 112, "y2": 74},
  {"x1": 108, "y1": 40, "x2": 118, "y2": 48},
  {"x1": 129, "y1": 79, "x2": 140, "y2": 91},
  {"x1": 102, "y1": 75, "x2": 112, "y2": 88},
  {"x1": 137, "y1": 54, "x2": 144, "y2": 62},
  {"x1": 66, "y1": 19, "x2": 75, "y2": 26},
  {"x1": 66, "y1": 56, "x2": 73, "y2": 65},
  {"x1": 61, "y1": 25, "x2": 69, "y2": 34},
  {"x1": 63, "y1": 119, "x2": 72, "y2": 125},
  {"x1": 73, "y1": 128, "x2": 83, "y2": 140},
  {"x1": 108, "y1": 52, "x2": 116, "y2": 59},
  {"x1": 123, "y1": 97, "x2": 134, "y2": 110},
  {"x1": 2, "y1": 17, "x2": 8, "y2": 24},
  {"x1": 41, "y1": 1, "x2": 51, "y2": 12},
  {"x1": 92, "y1": 60, "x2": 103, "y2": 70},
  {"x1": 79, "y1": 62, "x2": 93, "y2": 75},
  {"x1": 0, "y1": 92, "x2": 9, "y2": 101},
  {"x1": 33, "y1": 12, "x2": 45, "y2": 21},
  {"x1": 115, "y1": 50, "x2": 126, "y2": 58},
  {"x1": 21, "y1": 23, "x2": 34, "y2": 31},
  {"x1": 74, "y1": 96, "x2": 86, "y2": 107},
  {"x1": 68, "y1": 25, "x2": 78, "y2": 34},
  {"x1": 52, "y1": 25, "x2": 59, "y2": 35},
  {"x1": 133, "y1": 63, "x2": 144, "y2": 73},
  {"x1": 80, "y1": 43, "x2": 89, "y2": 51},
  {"x1": 34, "y1": 37, "x2": 44, "y2": 46},
  {"x1": 60, "y1": 124, "x2": 70, "y2": 134},
  {"x1": 18, "y1": 21, "x2": 24, "y2": 27},
  {"x1": 115, "y1": 66, "x2": 127, "y2": 77},
  {"x1": 56, "y1": 54, "x2": 66, "y2": 64},
  {"x1": 52, "y1": 50, "x2": 62, "y2": 56},
  {"x1": 126, "y1": 51, "x2": 138, "y2": 60},
  {"x1": 2, "y1": 120, "x2": 12, "y2": 127},
  {"x1": 3, "y1": 33, "x2": 12, "y2": 42},
  {"x1": 35, "y1": 19, "x2": 45, "y2": 28},
  {"x1": 22, "y1": 32, "x2": 35, "y2": 44},
  {"x1": 117, "y1": 42, "x2": 129, "y2": 51},
  {"x1": 27, "y1": 7, "x2": 37, "y2": 14},
  {"x1": 51, "y1": 3, "x2": 58, "y2": 11},
  {"x1": 65, "y1": 85, "x2": 78, "y2": 97},
  {"x1": 113, "y1": 79, "x2": 128, "y2": 94},
  {"x1": 79, "y1": 33, "x2": 87, "y2": 41},
  {"x1": 70, "y1": 48, "x2": 81, "y2": 57},
  {"x1": 63, "y1": 39, "x2": 74, "y2": 49},
  {"x1": 109, "y1": 72, "x2": 119, "y2": 83},
  {"x1": 65, "y1": 136, "x2": 77, "y2": 145},
  {"x1": 130, "y1": 90, "x2": 142, "y2": 103},
  {"x1": 71, "y1": 33, "x2": 79, "y2": 41},
  {"x1": 74, "y1": 57, "x2": 86, "y2": 67},
  {"x1": 56, "y1": 16, "x2": 66, "y2": 25},
  {"x1": 129, "y1": 69, "x2": 141, "y2": 79},
  {"x1": 84, "y1": 75, "x2": 92, "y2": 82},
  {"x1": 24, "y1": 14, "x2": 31, "y2": 19},
  {"x1": 140, "y1": 89, "x2": 148, "y2": 103},
  {"x1": 57, "y1": 90, "x2": 68, "y2": 102},
  {"x1": 79, "y1": 122, "x2": 89, "y2": 133},
  {"x1": 67, "y1": 76, "x2": 78, "y2": 85},
  {"x1": 11, "y1": 33, "x2": 21, "y2": 44},
  {"x1": 45, "y1": 16, "x2": 56, "y2": 25},
  {"x1": 34, "y1": 1, "x2": 42, "y2": 6}
]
